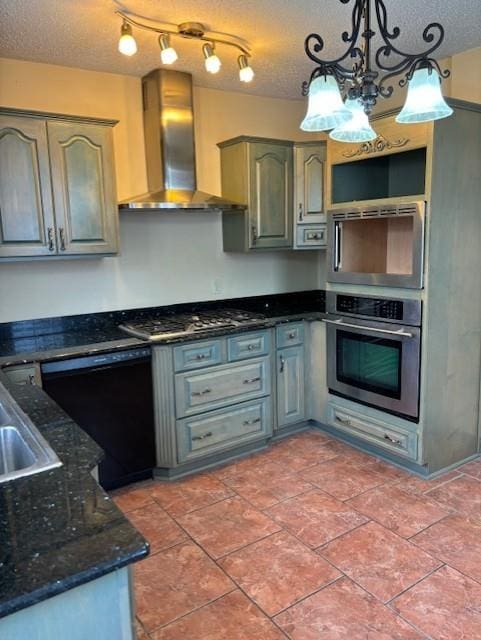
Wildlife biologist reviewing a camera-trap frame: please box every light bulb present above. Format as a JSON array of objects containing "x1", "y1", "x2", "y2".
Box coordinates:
[
  {"x1": 238, "y1": 55, "x2": 254, "y2": 83},
  {"x1": 118, "y1": 21, "x2": 137, "y2": 57},
  {"x1": 159, "y1": 34, "x2": 178, "y2": 65},
  {"x1": 203, "y1": 43, "x2": 221, "y2": 74}
]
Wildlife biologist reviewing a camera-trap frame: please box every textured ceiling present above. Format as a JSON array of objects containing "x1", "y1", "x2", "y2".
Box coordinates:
[{"x1": 1, "y1": 0, "x2": 480, "y2": 99}]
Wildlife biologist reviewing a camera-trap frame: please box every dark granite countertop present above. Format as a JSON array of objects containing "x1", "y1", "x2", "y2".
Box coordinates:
[
  {"x1": 0, "y1": 372, "x2": 149, "y2": 619},
  {"x1": 0, "y1": 290, "x2": 326, "y2": 367}
]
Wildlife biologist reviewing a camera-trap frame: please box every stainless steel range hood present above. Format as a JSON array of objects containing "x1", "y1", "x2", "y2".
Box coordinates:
[{"x1": 119, "y1": 69, "x2": 245, "y2": 211}]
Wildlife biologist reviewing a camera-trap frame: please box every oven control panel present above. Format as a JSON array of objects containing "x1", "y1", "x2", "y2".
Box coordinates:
[
  {"x1": 326, "y1": 292, "x2": 422, "y2": 327},
  {"x1": 336, "y1": 295, "x2": 404, "y2": 321}
]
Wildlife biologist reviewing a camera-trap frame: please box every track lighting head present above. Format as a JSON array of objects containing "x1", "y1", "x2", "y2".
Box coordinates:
[
  {"x1": 159, "y1": 34, "x2": 178, "y2": 65},
  {"x1": 118, "y1": 20, "x2": 137, "y2": 56},
  {"x1": 238, "y1": 55, "x2": 254, "y2": 83},
  {"x1": 203, "y1": 43, "x2": 221, "y2": 74}
]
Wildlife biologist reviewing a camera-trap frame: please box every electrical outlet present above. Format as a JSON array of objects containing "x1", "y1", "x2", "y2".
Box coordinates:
[{"x1": 212, "y1": 278, "x2": 224, "y2": 295}]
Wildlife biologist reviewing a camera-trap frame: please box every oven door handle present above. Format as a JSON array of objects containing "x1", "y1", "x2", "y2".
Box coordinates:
[{"x1": 323, "y1": 318, "x2": 414, "y2": 338}]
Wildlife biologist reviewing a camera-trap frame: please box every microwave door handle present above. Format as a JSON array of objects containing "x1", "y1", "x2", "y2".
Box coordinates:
[
  {"x1": 323, "y1": 318, "x2": 414, "y2": 339},
  {"x1": 334, "y1": 222, "x2": 341, "y2": 271}
]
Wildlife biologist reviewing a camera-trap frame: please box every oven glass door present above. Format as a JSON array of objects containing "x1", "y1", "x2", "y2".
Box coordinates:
[
  {"x1": 337, "y1": 330, "x2": 402, "y2": 399},
  {"x1": 327, "y1": 318, "x2": 420, "y2": 420}
]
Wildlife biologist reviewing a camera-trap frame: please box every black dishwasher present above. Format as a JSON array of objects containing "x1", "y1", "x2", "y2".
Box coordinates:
[{"x1": 42, "y1": 347, "x2": 155, "y2": 490}]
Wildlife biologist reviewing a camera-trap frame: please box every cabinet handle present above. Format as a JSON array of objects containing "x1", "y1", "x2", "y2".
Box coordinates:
[
  {"x1": 243, "y1": 376, "x2": 261, "y2": 384},
  {"x1": 279, "y1": 355, "x2": 285, "y2": 373},
  {"x1": 298, "y1": 203, "x2": 303, "y2": 221},
  {"x1": 59, "y1": 227, "x2": 66, "y2": 251},
  {"x1": 247, "y1": 343, "x2": 260, "y2": 351},
  {"x1": 192, "y1": 431, "x2": 213, "y2": 441},
  {"x1": 251, "y1": 225, "x2": 257, "y2": 245},
  {"x1": 243, "y1": 417, "x2": 261, "y2": 426},
  {"x1": 47, "y1": 227, "x2": 55, "y2": 252},
  {"x1": 192, "y1": 388, "x2": 212, "y2": 397},
  {"x1": 288, "y1": 332, "x2": 297, "y2": 339},
  {"x1": 335, "y1": 415, "x2": 352, "y2": 427},
  {"x1": 195, "y1": 354, "x2": 207, "y2": 361},
  {"x1": 28, "y1": 374, "x2": 36, "y2": 386},
  {"x1": 384, "y1": 433, "x2": 403, "y2": 446}
]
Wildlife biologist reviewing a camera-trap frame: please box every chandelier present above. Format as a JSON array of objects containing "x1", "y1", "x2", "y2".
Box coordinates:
[
  {"x1": 301, "y1": 0, "x2": 453, "y2": 142},
  {"x1": 116, "y1": 11, "x2": 254, "y2": 83}
]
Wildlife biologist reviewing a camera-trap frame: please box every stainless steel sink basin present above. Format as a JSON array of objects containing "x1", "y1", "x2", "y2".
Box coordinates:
[{"x1": 0, "y1": 384, "x2": 62, "y2": 483}]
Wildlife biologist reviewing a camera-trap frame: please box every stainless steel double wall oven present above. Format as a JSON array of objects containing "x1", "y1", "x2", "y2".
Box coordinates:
[{"x1": 325, "y1": 291, "x2": 422, "y2": 421}]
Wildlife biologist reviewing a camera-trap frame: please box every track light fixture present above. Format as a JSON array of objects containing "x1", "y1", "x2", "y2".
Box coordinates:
[{"x1": 116, "y1": 12, "x2": 254, "y2": 83}]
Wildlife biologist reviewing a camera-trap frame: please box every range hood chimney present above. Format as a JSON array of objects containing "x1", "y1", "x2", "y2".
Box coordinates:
[{"x1": 119, "y1": 69, "x2": 244, "y2": 211}]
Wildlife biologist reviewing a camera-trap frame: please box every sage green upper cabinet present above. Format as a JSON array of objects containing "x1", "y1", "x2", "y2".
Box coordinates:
[
  {"x1": 0, "y1": 115, "x2": 56, "y2": 258},
  {"x1": 47, "y1": 121, "x2": 119, "y2": 255},
  {"x1": 218, "y1": 136, "x2": 293, "y2": 251},
  {"x1": 294, "y1": 142, "x2": 326, "y2": 224},
  {"x1": 0, "y1": 108, "x2": 119, "y2": 260}
]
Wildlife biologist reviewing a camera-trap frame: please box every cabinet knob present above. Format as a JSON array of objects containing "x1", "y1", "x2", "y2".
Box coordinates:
[
  {"x1": 195, "y1": 353, "x2": 207, "y2": 361},
  {"x1": 247, "y1": 343, "x2": 260, "y2": 351},
  {"x1": 288, "y1": 332, "x2": 296, "y2": 339}
]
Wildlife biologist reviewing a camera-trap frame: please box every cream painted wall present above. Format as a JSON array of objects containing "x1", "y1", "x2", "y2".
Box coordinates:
[
  {"x1": 450, "y1": 47, "x2": 481, "y2": 103},
  {"x1": 0, "y1": 58, "x2": 325, "y2": 323}
]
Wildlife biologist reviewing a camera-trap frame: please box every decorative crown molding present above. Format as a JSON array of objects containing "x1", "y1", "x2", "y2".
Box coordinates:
[{"x1": 342, "y1": 134, "x2": 410, "y2": 158}]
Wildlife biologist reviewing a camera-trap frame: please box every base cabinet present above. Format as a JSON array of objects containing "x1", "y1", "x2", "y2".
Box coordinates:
[
  {"x1": 275, "y1": 323, "x2": 306, "y2": 430},
  {"x1": 0, "y1": 568, "x2": 134, "y2": 640}
]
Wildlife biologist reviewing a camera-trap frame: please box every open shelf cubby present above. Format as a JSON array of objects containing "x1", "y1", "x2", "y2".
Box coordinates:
[{"x1": 331, "y1": 147, "x2": 427, "y2": 204}]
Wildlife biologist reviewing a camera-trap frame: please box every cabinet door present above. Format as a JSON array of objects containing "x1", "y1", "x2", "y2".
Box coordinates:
[
  {"x1": 248, "y1": 143, "x2": 293, "y2": 249},
  {"x1": 0, "y1": 116, "x2": 56, "y2": 258},
  {"x1": 295, "y1": 144, "x2": 326, "y2": 224},
  {"x1": 47, "y1": 121, "x2": 119, "y2": 255},
  {"x1": 277, "y1": 345, "x2": 305, "y2": 428}
]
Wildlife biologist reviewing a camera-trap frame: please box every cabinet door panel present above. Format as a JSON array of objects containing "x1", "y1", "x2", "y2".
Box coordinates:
[
  {"x1": 48, "y1": 122, "x2": 118, "y2": 255},
  {"x1": 249, "y1": 143, "x2": 293, "y2": 249},
  {"x1": 277, "y1": 345, "x2": 305, "y2": 428},
  {"x1": 295, "y1": 144, "x2": 326, "y2": 225},
  {"x1": 0, "y1": 116, "x2": 55, "y2": 257}
]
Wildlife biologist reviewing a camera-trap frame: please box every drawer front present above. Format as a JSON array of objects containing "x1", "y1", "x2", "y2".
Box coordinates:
[
  {"x1": 175, "y1": 357, "x2": 271, "y2": 417},
  {"x1": 296, "y1": 224, "x2": 327, "y2": 248},
  {"x1": 327, "y1": 403, "x2": 418, "y2": 460},
  {"x1": 276, "y1": 322, "x2": 304, "y2": 348},
  {"x1": 177, "y1": 397, "x2": 272, "y2": 462},
  {"x1": 173, "y1": 339, "x2": 225, "y2": 372},
  {"x1": 228, "y1": 330, "x2": 270, "y2": 361}
]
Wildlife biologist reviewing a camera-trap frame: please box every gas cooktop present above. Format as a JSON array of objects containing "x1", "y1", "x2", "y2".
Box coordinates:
[{"x1": 119, "y1": 309, "x2": 266, "y2": 342}]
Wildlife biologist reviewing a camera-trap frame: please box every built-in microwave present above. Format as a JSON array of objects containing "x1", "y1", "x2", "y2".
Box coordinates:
[{"x1": 327, "y1": 201, "x2": 425, "y2": 289}]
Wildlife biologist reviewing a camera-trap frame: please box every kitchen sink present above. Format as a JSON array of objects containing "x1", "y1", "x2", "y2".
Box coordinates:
[{"x1": 0, "y1": 384, "x2": 62, "y2": 484}]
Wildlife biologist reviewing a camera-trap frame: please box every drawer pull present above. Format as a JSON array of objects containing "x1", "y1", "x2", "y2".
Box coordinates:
[
  {"x1": 192, "y1": 388, "x2": 212, "y2": 397},
  {"x1": 243, "y1": 417, "x2": 261, "y2": 426},
  {"x1": 247, "y1": 343, "x2": 260, "y2": 351},
  {"x1": 195, "y1": 354, "x2": 208, "y2": 361},
  {"x1": 288, "y1": 331, "x2": 297, "y2": 339},
  {"x1": 192, "y1": 431, "x2": 213, "y2": 441},
  {"x1": 243, "y1": 376, "x2": 261, "y2": 384},
  {"x1": 279, "y1": 355, "x2": 285, "y2": 373},
  {"x1": 384, "y1": 433, "x2": 403, "y2": 446},
  {"x1": 336, "y1": 415, "x2": 352, "y2": 427}
]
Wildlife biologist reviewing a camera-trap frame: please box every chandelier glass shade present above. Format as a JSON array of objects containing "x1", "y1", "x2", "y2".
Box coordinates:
[
  {"x1": 300, "y1": 76, "x2": 352, "y2": 131},
  {"x1": 329, "y1": 97, "x2": 377, "y2": 142},
  {"x1": 301, "y1": 0, "x2": 452, "y2": 138}
]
